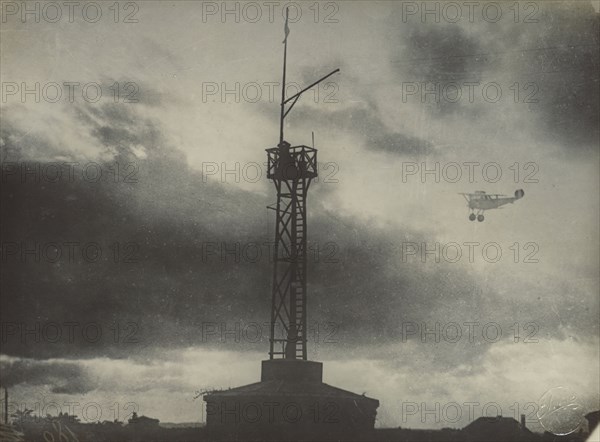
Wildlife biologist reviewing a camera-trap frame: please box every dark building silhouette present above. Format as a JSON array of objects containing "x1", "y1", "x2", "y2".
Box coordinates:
[
  {"x1": 462, "y1": 416, "x2": 538, "y2": 442},
  {"x1": 373, "y1": 427, "x2": 463, "y2": 441},
  {"x1": 205, "y1": 360, "x2": 378, "y2": 440},
  {"x1": 128, "y1": 412, "x2": 160, "y2": 428},
  {"x1": 586, "y1": 410, "x2": 599, "y2": 434}
]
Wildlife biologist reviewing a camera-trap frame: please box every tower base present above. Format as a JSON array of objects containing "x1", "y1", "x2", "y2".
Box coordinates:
[{"x1": 204, "y1": 360, "x2": 379, "y2": 441}]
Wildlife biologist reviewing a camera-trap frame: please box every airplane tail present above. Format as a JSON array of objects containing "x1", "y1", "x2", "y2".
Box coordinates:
[{"x1": 514, "y1": 189, "x2": 524, "y2": 199}]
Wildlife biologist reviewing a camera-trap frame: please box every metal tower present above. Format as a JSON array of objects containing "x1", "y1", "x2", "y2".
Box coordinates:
[
  {"x1": 204, "y1": 18, "x2": 378, "y2": 440},
  {"x1": 267, "y1": 9, "x2": 339, "y2": 360}
]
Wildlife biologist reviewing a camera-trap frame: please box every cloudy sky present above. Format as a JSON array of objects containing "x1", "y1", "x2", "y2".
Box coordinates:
[{"x1": 1, "y1": 0, "x2": 599, "y2": 431}]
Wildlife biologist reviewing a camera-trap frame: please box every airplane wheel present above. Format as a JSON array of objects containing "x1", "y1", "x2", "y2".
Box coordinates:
[
  {"x1": 477, "y1": 215, "x2": 484, "y2": 222},
  {"x1": 469, "y1": 214, "x2": 476, "y2": 221}
]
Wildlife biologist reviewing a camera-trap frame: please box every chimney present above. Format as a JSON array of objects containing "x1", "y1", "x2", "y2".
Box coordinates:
[{"x1": 521, "y1": 414, "x2": 526, "y2": 429}]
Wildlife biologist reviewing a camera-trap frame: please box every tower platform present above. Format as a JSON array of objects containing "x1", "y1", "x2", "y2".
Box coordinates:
[{"x1": 204, "y1": 359, "x2": 379, "y2": 441}]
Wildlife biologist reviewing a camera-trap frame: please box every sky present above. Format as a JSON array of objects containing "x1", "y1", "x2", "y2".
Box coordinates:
[{"x1": 1, "y1": 0, "x2": 599, "y2": 432}]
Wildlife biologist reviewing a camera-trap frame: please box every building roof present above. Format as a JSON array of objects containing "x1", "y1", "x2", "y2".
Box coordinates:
[
  {"x1": 463, "y1": 416, "x2": 523, "y2": 430},
  {"x1": 462, "y1": 416, "x2": 537, "y2": 442},
  {"x1": 204, "y1": 379, "x2": 379, "y2": 406}
]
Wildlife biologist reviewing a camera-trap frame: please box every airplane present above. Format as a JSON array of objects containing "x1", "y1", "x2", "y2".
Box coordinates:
[{"x1": 459, "y1": 189, "x2": 525, "y2": 222}]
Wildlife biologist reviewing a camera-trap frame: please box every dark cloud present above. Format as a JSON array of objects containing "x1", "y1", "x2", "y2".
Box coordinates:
[
  {"x1": 388, "y1": 14, "x2": 486, "y2": 118},
  {"x1": 286, "y1": 104, "x2": 436, "y2": 156},
  {"x1": 526, "y1": 3, "x2": 599, "y2": 150},
  {"x1": 0, "y1": 358, "x2": 96, "y2": 394},
  {"x1": 386, "y1": 2, "x2": 600, "y2": 149},
  {"x1": 2, "y1": 101, "x2": 596, "y2": 367},
  {"x1": 0, "y1": 103, "x2": 269, "y2": 359},
  {"x1": 397, "y1": 22, "x2": 482, "y2": 82}
]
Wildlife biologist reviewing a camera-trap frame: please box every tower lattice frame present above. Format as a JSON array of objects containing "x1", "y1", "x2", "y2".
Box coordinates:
[{"x1": 267, "y1": 144, "x2": 317, "y2": 360}]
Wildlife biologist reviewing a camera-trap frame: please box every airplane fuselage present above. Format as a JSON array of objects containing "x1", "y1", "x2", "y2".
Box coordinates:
[{"x1": 468, "y1": 197, "x2": 516, "y2": 210}]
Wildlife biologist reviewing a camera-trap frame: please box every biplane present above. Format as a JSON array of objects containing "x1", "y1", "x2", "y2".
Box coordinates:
[{"x1": 459, "y1": 189, "x2": 525, "y2": 221}]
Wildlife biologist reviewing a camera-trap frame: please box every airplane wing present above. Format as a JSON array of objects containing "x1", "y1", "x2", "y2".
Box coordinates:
[{"x1": 458, "y1": 193, "x2": 472, "y2": 202}]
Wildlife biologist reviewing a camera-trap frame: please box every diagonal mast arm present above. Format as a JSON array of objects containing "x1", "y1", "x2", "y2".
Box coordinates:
[{"x1": 278, "y1": 8, "x2": 339, "y2": 144}]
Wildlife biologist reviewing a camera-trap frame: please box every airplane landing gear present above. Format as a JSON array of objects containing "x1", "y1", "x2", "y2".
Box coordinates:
[
  {"x1": 469, "y1": 213, "x2": 476, "y2": 221},
  {"x1": 477, "y1": 214, "x2": 484, "y2": 222}
]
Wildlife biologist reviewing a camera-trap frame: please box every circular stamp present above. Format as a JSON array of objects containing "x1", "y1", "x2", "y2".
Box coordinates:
[{"x1": 537, "y1": 386, "x2": 586, "y2": 435}]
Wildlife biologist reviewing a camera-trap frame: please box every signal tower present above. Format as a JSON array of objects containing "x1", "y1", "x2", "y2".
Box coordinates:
[
  {"x1": 266, "y1": 8, "x2": 339, "y2": 360},
  {"x1": 203, "y1": 12, "x2": 379, "y2": 440}
]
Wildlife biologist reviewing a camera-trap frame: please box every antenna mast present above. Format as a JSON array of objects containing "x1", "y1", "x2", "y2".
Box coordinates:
[{"x1": 279, "y1": 8, "x2": 288, "y2": 144}]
